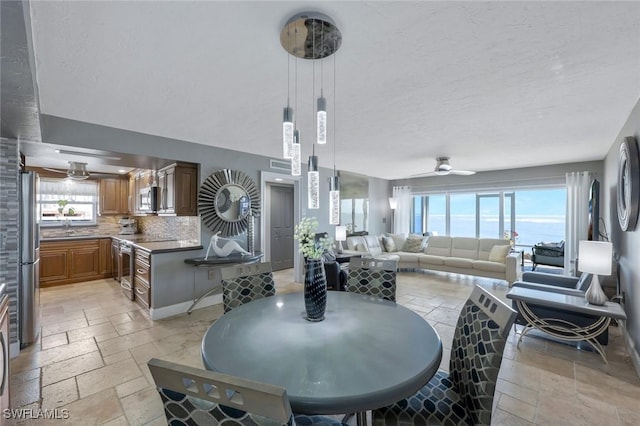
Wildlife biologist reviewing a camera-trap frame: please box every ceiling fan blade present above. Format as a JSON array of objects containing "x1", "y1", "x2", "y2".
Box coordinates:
[
  {"x1": 42, "y1": 167, "x2": 67, "y2": 174},
  {"x1": 449, "y1": 170, "x2": 476, "y2": 176},
  {"x1": 410, "y1": 171, "x2": 438, "y2": 177}
]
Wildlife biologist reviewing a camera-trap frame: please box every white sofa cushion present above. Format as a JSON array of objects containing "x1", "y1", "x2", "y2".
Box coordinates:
[
  {"x1": 382, "y1": 236, "x2": 398, "y2": 252},
  {"x1": 444, "y1": 257, "x2": 474, "y2": 268},
  {"x1": 396, "y1": 252, "x2": 421, "y2": 264},
  {"x1": 364, "y1": 235, "x2": 384, "y2": 256},
  {"x1": 450, "y1": 237, "x2": 479, "y2": 259},
  {"x1": 488, "y1": 244, "x2": 511, "y2": 263},
  {"x1": 472, "y1": 260, "x2": 507, "y2": 273},
  {"x1": 346, "y1": 236, "x2": 366, "y2": 251},
  {"x1": 477, "y1": 238, "x2": 508, "y2": 260},
  {"x1": 419, "y1": 254, "x2": 446, "y2": 265},
  {"x1": 424, "y1": 236, "x2": 452, "y2": 256},
  {"x1": 385, "y1": 233, "x2": 407, "y2": 251}
]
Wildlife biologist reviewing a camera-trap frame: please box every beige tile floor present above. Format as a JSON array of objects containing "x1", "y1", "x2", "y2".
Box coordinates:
[{"x1": 9, "y1": 269, "x2": 640, "y2": 425}]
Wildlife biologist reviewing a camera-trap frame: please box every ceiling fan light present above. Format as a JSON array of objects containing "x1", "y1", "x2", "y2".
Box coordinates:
[{"x1": 67, "y1": 161, "x2": 90, "y2": 180}]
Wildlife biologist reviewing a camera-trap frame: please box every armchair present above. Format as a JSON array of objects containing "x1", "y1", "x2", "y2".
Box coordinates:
[
  {"x1": 511, "y1": 271, "x2": 609, "y2": 344},
  {"x1": 315, "y1": 232, "x2": 347, "y2": 291}
]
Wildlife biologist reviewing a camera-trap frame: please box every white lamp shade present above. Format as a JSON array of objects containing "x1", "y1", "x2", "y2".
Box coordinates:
[
  {"x1": 578, "y1": 240, "x2": 613, "y2": 275},
  {"x1": 335, "y1": 225, "x2": 347, "y2": 242},
  {"x1": 388, "y1": 197, "x2": 398, "y2": 210}
]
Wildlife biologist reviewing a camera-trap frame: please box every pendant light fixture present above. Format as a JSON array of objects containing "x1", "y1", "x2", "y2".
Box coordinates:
[
  {"x1": 329, "y1": 43, "x2": 340, "y2": 225},
  {"x1": 283, "y1": 44, "x2": 293, "y2": 159},
  {"x1": 281, "y1": 12, "x2": 342, "y2": 180},
  {"x1": 308, "y1": 149, "x2": 319, "y2": 209}
]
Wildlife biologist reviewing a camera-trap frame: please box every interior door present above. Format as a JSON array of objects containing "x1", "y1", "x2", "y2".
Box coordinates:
[{"x1": 270, "y1": 185, "x2": 294, "y2": 271}]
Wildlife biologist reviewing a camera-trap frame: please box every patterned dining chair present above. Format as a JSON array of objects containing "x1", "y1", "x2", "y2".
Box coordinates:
[
  {"x1": 372, "y1": 285, "x2": 517, "y2": 426},
  {"x1": 220, "y1": 262, "x2": 275, "y2": 313},
  {"x1": 148, "y1": 358, "x2": 348, "y2": 426},
  {"x1": 346, "y1": 258, "x2": 398, "y2": 302}
]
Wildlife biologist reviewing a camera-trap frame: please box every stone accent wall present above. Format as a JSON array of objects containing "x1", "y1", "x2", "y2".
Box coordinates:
[
  {"x1": 0, "y1": 139, "x2": 20, "y2": 346},
  {"x1": 138, "y1": 216, "x2": 200, "y2": 242}
]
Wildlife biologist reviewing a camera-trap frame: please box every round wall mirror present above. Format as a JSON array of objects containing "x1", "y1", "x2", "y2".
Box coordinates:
[{"x1": 199, "y1": 169, "x2": 260, "y2": 236}]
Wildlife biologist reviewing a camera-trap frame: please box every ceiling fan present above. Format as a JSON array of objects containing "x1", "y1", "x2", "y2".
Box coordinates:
[
  {"x1": 412, "y1": 157, "x2": 476, "y2": 177},
  {"x1": 42, "y1": 162, "x2": 120, "y2": 180}
]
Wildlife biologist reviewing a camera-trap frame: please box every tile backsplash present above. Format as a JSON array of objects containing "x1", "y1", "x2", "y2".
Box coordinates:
[{"x1": 40, "y1": 215, "x2": 201, "y2": 243}]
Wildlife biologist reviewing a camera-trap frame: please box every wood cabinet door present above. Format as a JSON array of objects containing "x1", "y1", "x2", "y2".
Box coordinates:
[
  {"x1": 100, "y1": 178, "x2": 121, "y2": 214},
  {"x1": 164, "y1": 167, "x2": 176, "y2": 213},
  {"x1": 99, "y1": 239, "x2": 112, "y2": 275},
  {"x1": 128, "y1": 176, "x2": 136, "y2": 214},
  {"x1": 174, "y1": 165, "x2": 197, "y2": 215},
  {"x1": 40, "y1": 247, "x2": 69, "y2": 285},
  {"x1": 69, "y1": 242, "x2": 101, "y2": 279}
]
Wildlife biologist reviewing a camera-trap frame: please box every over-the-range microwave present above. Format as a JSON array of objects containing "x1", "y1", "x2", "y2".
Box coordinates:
[{"x1": 138, "y1": 186, "x2": 159, "y2": 212}]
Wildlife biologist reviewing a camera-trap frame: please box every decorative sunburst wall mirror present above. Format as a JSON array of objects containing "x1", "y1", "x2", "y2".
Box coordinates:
[{"x1": 199, "y1": 169, "x2": 260, "y2": 236}]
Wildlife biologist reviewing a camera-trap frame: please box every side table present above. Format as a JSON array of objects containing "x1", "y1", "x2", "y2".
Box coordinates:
[{"x1": 506, "y1": 286, "x2": 626, "y2": 367}]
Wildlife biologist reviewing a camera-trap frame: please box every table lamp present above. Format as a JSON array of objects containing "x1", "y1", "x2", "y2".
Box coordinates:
[
  {"x1": 578, "y1": 240, "x2": 613, "y2": 306},
  {"x1": 335, "y1": 225, "x2": 347, "y2": 254}
]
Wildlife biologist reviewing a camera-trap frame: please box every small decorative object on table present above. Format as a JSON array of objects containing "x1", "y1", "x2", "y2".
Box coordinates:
[
  {"x1": 247, "y1": 214, "x2": 255, "y2": 255},
  {"x1": 204, "y1": 232, "x2": 250, "y2": 260},
  {"x1": 294, "y1": 217, "x2": 333, "y2": 322}
]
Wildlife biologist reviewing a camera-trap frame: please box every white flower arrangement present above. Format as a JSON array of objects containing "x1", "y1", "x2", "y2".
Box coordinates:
[{"x1": 293, "y1": 217, "x2": 334, "y2": 260}]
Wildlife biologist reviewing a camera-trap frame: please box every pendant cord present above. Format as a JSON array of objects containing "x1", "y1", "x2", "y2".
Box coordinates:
[
  {"x1": 312, "y1": 19, "x2": 316, "y2": 151},
  {"x1": 287, "y1": 27, "x2": 290, "y2": 107},
  {"x1": 333, "y1": 38, "x2": 337, "y2": 175},
  {"x1": 294, "y1": 23, "x2": 298, "y2": 129}
]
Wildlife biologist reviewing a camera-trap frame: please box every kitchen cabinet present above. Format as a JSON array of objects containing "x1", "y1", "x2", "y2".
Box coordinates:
[
  {"x1": 40, "y1": 238, "x2": 112, "y2": 286},
  {"x1": 157, "y1": 163, "x2": 198, "y2": 216},
  {"x1": 99, "y1": 177, "x2": 129, "y2": 215},
  {"x1": 133, "y1": 249, "x2": 151, "y2": 312}
]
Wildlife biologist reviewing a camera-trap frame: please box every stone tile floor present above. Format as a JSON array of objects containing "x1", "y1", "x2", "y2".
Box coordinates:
[{"x1": 9, "y1": 269, "x2": 640, "y2": 425}]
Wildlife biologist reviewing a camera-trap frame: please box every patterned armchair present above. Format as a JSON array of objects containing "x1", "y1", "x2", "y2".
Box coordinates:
[
  {"x1": 148, "y1": 358, "x2": 348, "y2": 426},
  {"x1": 372, "y1": 286, "x2": 517, "y2": 425},
  {"x1": 346, "y1": 258, "x2": 398, "y2": 302},
  {"x1": 220, "y1": 262, "x2": 276, "y2": 313}
]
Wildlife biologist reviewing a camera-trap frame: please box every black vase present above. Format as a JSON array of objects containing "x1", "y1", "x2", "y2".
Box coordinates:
[{"x1": 304, "y1": 259, "x2": 327, "y2": 322}]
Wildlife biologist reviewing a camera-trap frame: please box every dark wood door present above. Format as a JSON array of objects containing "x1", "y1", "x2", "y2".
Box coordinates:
[{"x1": 270, "y1": 184, "x2": 294, "y2": 271}]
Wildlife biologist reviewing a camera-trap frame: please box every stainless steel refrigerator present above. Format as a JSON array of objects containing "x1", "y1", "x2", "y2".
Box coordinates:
[{"x1": 19, "y1": 171, "x2": 40, "y2": 348}]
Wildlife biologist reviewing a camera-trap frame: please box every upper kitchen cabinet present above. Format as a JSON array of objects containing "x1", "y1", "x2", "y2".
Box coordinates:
[
  {"x1": 156, "y1": 162, "x2": 198, "y2": 216},
  {"x1": 99, "y1": 177, "x2": 129, "y2": 215}
]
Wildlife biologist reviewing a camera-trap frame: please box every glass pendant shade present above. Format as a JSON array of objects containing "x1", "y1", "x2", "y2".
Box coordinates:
[
  {"x1": 291, "y1": 130, "x2": 301, "y2": 176},
  {"x1": 329, "y1": 175, "x2": 340, "y2": 225},
  {"x1": 67, "y1": 162, "x2": 90, "y2": 180},
  {"x1": 308, "y1": 155, "x2": 319, "y2": 209},
  {"x1": 283, "y1": 107, "x2": 294, "y2": 159},
  {"x1": 317, "y1": 96, "x2": 327, "y2": 144}
]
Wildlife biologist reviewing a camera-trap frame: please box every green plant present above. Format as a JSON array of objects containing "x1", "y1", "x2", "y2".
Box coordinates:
[
  {"x1": 57, "y1": 199, "x2": 68, "y2": 214},
  {"x1": 293, "y1": 217, "x2": 333, "y2": 260}
]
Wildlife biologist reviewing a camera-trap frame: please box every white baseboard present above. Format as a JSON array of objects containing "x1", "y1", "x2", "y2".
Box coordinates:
[{"x1": 150, "y1": 294, "x2": 223, "y2": 320}]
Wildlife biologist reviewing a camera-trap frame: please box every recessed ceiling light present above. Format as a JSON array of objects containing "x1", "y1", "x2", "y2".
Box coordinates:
[
  {"x1": 274, "y1": 178, "x2": 284, "y2": 182},
  {"x1": 118, "y1": 169, "x2": 126, "y2": 173}
]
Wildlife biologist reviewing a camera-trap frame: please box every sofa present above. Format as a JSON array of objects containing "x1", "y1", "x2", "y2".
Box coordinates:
[{"x1": 343, "y1": 234, "x2": 522, "y2": 284}]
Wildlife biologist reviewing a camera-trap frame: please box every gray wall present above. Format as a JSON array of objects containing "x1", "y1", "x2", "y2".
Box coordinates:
[
  {"x1": 393, "y1": 161, "x2": 604, "y2": 193},
  {"x1": 603, "y1": 97, "x2": 640, "y2": 370}
]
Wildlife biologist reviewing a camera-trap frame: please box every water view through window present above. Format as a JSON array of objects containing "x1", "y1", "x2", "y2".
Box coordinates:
[{"x1": 411, "y1": 188, "x2": 566, "y2": 246}]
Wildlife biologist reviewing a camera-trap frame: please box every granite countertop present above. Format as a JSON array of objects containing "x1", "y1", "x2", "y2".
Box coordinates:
[{"x1": 41, "y1": 234, "x2": 202, "y2": 254}]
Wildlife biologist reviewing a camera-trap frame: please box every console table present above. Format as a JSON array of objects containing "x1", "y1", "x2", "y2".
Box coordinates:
[
  {"x1": 506, "y1": 286, "x2": 626, "y2": 366},
  {"x1": 184, "y1": 252, "x2": 263, "y2": 314}
]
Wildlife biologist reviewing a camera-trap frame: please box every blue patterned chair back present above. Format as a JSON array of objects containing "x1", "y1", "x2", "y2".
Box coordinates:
[
  {"x1": 449, "y1": 286, "x2": 516, "y2": 425},
  {"x1": 221, "y1": 262, "x2": 275, "y2": 313},
  {"x1": 346, "y1": 258, "x2": 398, "y2": 302},
  {"x1": 148, "y1": 358, "x2": 294, "y2": 425}
]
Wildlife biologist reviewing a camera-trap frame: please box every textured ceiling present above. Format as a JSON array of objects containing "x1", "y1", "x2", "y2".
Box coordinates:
[{"x1": 27, "y1": 1, "x2": 640, "y2": 180}]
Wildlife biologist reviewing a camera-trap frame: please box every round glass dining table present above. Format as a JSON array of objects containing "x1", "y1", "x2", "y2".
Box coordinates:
[{"x1": 201, "y1": 291, "x2": 443, "y2": 415}]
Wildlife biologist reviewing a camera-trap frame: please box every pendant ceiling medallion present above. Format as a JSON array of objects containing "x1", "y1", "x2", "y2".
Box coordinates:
[{"x1": 280, "y1": 12, "x2": 342, "y2": 59}]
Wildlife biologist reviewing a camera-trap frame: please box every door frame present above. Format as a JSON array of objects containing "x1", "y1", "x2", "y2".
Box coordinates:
[{"x1": 260, "y1": 171, "x2": 302, "y2": 282}]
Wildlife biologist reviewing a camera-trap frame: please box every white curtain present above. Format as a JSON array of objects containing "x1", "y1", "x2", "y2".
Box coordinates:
[
  {"x1": 392, "y1": 186, "x2": 412, "y2": 235},
  {"x1": 564, "y1": 171, "x2": 592, "y2": 275}
]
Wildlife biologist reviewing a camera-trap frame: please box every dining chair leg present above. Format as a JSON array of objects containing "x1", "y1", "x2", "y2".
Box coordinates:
[{"x1": 356, "y1": 411, "x2": 367, "y2": 426}]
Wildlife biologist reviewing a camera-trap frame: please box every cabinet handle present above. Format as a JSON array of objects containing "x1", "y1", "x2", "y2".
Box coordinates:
[
  {"x1": 136, "y1": 269, "x2": 146, "y2": 274},
  {"x1": 0, "y1": 332, "x2": 6, "y2": 396},
  {"x1": 128, "y1": 195, "x2": 132, "y2": 211},
  {"x1": 135, "y1": 287, "x2": 147, "y2": 295},
  {"x1": 120, "y1": 281, "x2": 132, "y2": 291}
]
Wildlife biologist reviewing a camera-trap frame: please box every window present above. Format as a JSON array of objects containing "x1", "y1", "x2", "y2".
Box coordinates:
[
  {"x1": 39, "y1": 178, "x2": 98, "y2": 226},
  {"x1": 411, "y1": 187, "x2": 565, "y2": 245}
]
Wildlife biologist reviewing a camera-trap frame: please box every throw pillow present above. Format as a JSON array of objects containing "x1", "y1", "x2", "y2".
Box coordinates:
[
  {"x1": 383, "y1": 236, "x2": 397, "y2": 252},
  {"x1": 385, "y1": 233, "x2": 406, "y2": 251},
  {"x1": 356, "y1": 242, "x2": 366, "y2": 252},
  {"x1": 488, "y1": 245, "x2": 511, "y2": 263},
  {"x1": 404, "y1": 236, "x2": 424, "y2": 253}
]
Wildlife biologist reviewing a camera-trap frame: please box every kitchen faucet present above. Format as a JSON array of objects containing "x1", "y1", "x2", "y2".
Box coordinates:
[{"x1": 63, "y1": 219, "x2": 73, "y2": 236}]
